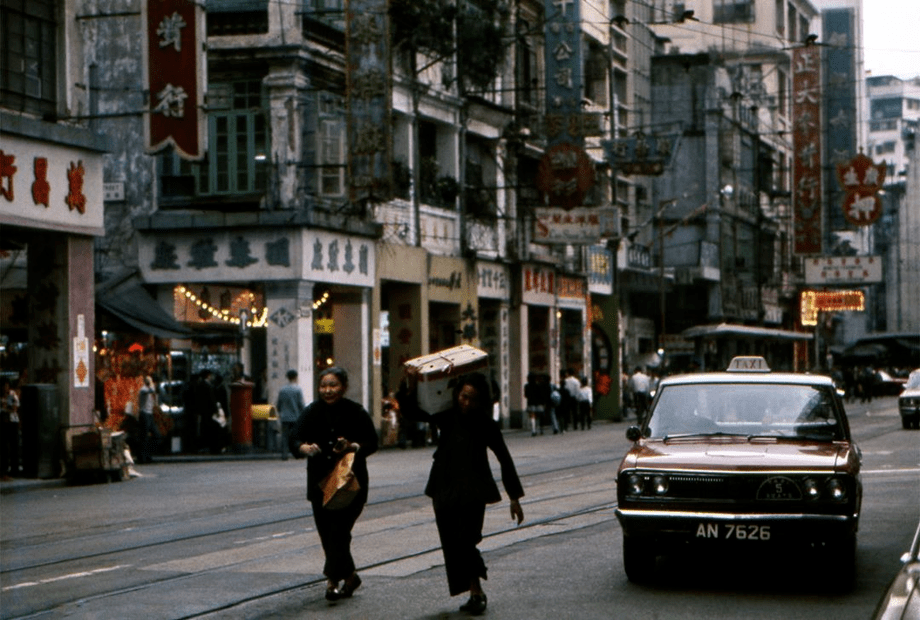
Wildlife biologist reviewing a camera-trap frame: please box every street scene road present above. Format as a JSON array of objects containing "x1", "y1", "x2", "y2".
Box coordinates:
[{"x1": 1, "y1": 395, "x2": 917, "y2": 620}]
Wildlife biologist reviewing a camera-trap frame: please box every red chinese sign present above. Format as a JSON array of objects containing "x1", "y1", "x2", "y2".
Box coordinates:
[
  {"x1": 144, "y1": 0, "x2": 205, "y2": 161},
  {"x1": 791, "y1": 46, "x2": 823, "y2": 255},
  {"x1": 536, "y1": 142, "x2": 595, "y2": 210},
  {"x1": 836, "y1": 152, "x2": 886, "y2": 226},
  {"x1": 0, "y1": 150, "x2": 86, "y2": 213}
]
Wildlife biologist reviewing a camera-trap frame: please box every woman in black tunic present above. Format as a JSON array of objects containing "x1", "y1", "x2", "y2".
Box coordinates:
[
  {"x1": 289, "y1": 367, "x2": 378, "y2": 601},
  {"x1": 398, "y1": 369, "x2": 524, "y2": 615}
]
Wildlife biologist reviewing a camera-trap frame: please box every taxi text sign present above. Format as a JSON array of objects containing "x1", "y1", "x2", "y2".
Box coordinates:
[{"x1": 804, "y1": 255, "x2": 882, "y2": 285}]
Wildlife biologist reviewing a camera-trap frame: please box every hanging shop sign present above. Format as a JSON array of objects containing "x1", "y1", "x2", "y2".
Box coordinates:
[
  {"x1": 836, "y1": 152, "x2": 886, "y2": 226},
  {"x1": 804, "y1": 255, "x2": 883, "y2": 285},
  {"x1": 602, "y1": 132, "x2": 681, "y2": 176},
  {"x1": 791, "y1": 45, "x2": 823, "y2": 255},
  {"x1": 543, "y1": 0, "x2": 583, "y2": 147},
  {"x1": 346, "y1": 0, "x2": 392, "y2": 203},
  {"x1": 586, "y1": 245, "x2": 613, "y2": 295},
  {"x1": 535, "y1": 142, "x2": 595, "y2": 210},
  {"x1": 143, "y1": 0, "x2": 206, "y2": 161},
  {"x1": 533, "y1": 207, "x2": 616, "y2": 244},
  {"x1": 823, "y1": 8, "x2": 859, "y2": 233},
  {"x1": 0, "y1": 135, "x2": 104, "y2": 235}
]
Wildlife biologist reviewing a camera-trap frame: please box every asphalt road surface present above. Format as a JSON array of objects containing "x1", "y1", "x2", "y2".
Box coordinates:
[{"x1": 1, "y1": 395, "x2": 917, "y2": 619}]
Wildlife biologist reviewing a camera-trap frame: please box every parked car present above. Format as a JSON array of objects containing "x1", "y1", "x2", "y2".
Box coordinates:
[
  {"x1": 872, "y1": 518, "x2": 920, "y2": 620},
  {"x1": 898, "y1": 370, "x2": 920, "y2": 430},
  {"x1": 877, "y1": 369, "x2": 907, "y2": 397},
  {"x1": 615, "y1": 356, "x2": 862, "y2": 588}
]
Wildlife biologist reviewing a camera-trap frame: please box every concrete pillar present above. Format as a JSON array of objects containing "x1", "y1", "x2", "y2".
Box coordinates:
[{"x1": 265, "y1": 280, "x2": 315, "y2": 405}]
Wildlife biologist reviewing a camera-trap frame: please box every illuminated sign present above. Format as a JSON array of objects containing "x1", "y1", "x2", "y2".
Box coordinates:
[{"x1": 800, "y1": 289, "x2": 865, "y2": 326}]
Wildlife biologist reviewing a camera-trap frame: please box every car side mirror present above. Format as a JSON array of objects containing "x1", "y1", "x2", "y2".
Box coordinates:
[{"x1": 626, "y1": 426, "x2": 642, "y2": 442}]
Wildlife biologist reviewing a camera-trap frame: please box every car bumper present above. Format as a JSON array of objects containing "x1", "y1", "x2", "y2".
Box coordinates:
[
  {"x1": 615, "y1": 507, "x2": 859, "y2": 547},
  {"x1": 899, "y1": 404, "x2": 920, "y2": 418}
]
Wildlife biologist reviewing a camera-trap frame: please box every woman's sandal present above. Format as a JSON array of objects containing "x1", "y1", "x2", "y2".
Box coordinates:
[{"x1": 337, "y1": 573, "x2": 362, "y2": 598}]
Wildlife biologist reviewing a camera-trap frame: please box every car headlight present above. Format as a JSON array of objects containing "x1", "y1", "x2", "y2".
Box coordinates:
[
  {"x1": 652, "y1": 475, "x2": 669, "y2": 495},
  {"x1": 627, "y1": 474, "x2": 645, "y2": 495},
  {"x1": 826, "y1": 478, "x2": 847, "y2": 501},
  {"x1": 803, "y1": 478, "x2": 821, "y2": 499}
]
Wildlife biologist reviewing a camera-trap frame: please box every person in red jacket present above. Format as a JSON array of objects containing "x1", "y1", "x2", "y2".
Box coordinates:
[{"x1": 397, "y1": 368, "x2": 525, "y2": 616}]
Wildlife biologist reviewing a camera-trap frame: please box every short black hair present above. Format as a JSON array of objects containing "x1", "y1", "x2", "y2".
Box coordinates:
[{"x1": 286, "y1": 369, "x2": 298, "y2": 381}]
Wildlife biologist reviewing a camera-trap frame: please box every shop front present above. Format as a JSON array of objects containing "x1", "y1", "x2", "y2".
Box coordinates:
[
  {"x1": 512, "y1": 263, "x2": 557, "y2": 428},
  {"x1": 587, "y1": 245, "x2": 618, "y2": 420},
  {"x1": 136, "y1": 222, "x2": 377, "y2": 451},
  {"x1": 0, "y1": 118, "x2": 107, "y2": 478}
]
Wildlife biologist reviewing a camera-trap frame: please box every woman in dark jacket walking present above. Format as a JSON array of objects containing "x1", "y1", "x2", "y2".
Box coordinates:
[
  {"x1": 289, "y1": 367, "x2": 378, "y2": 601},
  {"x1": 397, "y1": 368, "x2": 524, "y2": 616}
]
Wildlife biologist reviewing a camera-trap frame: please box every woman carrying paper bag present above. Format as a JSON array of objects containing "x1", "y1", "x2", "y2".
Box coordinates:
[{"x1": 289, "y1": 366, "x2": 378, "y2": 601}]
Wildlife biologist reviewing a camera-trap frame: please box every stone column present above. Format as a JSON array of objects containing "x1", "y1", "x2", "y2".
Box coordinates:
[{"x1": 264, "y1": 280, "x2": 315, "y2": 405}]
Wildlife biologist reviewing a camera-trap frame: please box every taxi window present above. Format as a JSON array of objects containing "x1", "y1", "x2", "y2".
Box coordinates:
[{"x1": 646, "y1": 383, "x2": 843, "y2": 440}]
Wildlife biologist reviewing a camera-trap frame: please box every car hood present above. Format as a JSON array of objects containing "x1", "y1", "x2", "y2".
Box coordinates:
[
  {"x1": 900, "y1": 387, "x2": 920, "y2": 399},
  {"x1": 626, "y1": 438, "x2": 852, "y2": 472}
]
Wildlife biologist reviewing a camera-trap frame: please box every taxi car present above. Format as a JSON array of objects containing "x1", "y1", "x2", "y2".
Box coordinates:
[
  {"x1": 898, "y1": 369, "x2": 920, "y2": 430},
  {"x1": 615, "y1": 356, "x2": 862, "y2": 586}
]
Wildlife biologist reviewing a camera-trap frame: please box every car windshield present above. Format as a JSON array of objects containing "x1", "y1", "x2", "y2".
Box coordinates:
[
  {"x1": 905, "y1": 371, "x2": 920, "y2": 390},
  {"x1": 646, "y1": 383, "x2": 844, "y2": 440}
]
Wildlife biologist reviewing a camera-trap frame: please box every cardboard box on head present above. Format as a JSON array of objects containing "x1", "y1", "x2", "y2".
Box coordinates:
[{"x1": 404, "y1": 345, "x2": 490, "y2": 414}]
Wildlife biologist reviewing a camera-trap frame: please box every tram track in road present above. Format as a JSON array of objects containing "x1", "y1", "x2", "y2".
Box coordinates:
[{"x1": 1, "y1": 458, "x2": 621, "y2": 620}]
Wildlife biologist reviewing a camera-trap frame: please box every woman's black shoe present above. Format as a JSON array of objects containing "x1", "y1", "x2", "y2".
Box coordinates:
[
  {"x1": 325, "y1": 584, "x2": 341, "y2": 601},
  {"x1": 459, "y1": 593, "x2": 487, "y2": 615},
  {"x1": 337, "y1": 573, "x2": 362, "y2": 598}
]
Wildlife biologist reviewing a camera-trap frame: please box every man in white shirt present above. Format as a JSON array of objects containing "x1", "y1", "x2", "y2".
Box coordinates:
[{"x1": 628, "y1": 367, "x2": 651, "y2": 421}]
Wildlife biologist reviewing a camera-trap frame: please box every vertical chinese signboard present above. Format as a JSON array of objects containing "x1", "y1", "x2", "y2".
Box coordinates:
[
  {"x1": 346, "y1": 0, "x2": 392, "y2": 203},
  {"x1": 143, "y1": 0, "x2": 206, "y2": 161},
  {"x1": 823, "y1": 9, "x2": 858, "y2": 233},
  {"x1": 537, "y1": 0, "x2": 595, "y2": 212},
  {"x1": 791, "y1": 45, "x2": 823, "y2": 255}
]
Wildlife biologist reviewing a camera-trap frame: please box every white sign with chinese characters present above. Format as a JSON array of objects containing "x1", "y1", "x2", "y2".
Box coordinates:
[
  {"x1": 476, "y1": 261, "x2": 510, "y2": 301},
  {"x1": 138, "y1": 228, "x2": 375, "y2": 288},
  {"x1": 804, "y1": 255, "x2": 882, "y2": 285}
]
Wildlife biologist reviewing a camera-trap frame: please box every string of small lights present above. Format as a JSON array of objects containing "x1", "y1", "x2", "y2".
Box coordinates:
[{"x1": 175, "y1": 285, "x2": 269, "y2": 327}]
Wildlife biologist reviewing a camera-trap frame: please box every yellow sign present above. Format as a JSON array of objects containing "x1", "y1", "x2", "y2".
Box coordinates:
[{"x1": 800, "y1": 290, "x2": 865, "y2": 326}]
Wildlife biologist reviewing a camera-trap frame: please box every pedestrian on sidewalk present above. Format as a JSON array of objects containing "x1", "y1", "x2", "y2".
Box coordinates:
[
  {"x1": 275, "y1": 369, "x2": 305, "y2": 460},
  {"x1": 397, "y1": 367, "x2": 525, "y2": 616},
  {"x1": 524, "y1": 373, "x2": 545, "y2": 436},
  {"x1": 576, "y1": 376, "x2": 593, "y2": 430},
  {"x1": 289, "y1": 366, "x2": 378, "y2": 602}
]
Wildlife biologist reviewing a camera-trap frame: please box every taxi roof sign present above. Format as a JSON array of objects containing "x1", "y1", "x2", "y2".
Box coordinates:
[{"x1": 726, "y1": 356, "x2": 771, "y2": 372}]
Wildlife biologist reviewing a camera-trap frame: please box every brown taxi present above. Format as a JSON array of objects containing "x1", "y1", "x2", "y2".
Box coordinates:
[{"x1": 615, "y1": 357, "x2": 862, "y2": 587}]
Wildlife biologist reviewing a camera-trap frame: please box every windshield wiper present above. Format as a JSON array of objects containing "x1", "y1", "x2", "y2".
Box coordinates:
[{"x1": 662, "y1": 432, "x2": 749, "y2": 441}]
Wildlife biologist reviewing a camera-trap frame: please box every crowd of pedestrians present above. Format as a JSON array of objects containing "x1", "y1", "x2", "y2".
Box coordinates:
[{"x1": 522, "y1": 368, "x2": 596, "y2": 436}]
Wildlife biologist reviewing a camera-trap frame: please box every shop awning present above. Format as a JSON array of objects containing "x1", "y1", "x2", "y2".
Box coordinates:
[
  {"x1": 681, "y1": 323, "x2": 813, "y2": 341},
  {"x1": 97, "y1": 285, "x2": 194, "y2": 340}
]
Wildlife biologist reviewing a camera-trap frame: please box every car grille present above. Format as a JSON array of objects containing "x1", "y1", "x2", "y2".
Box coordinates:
[{"x1": 619, "y1": 471, "x2": 856, "y2": 513}]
